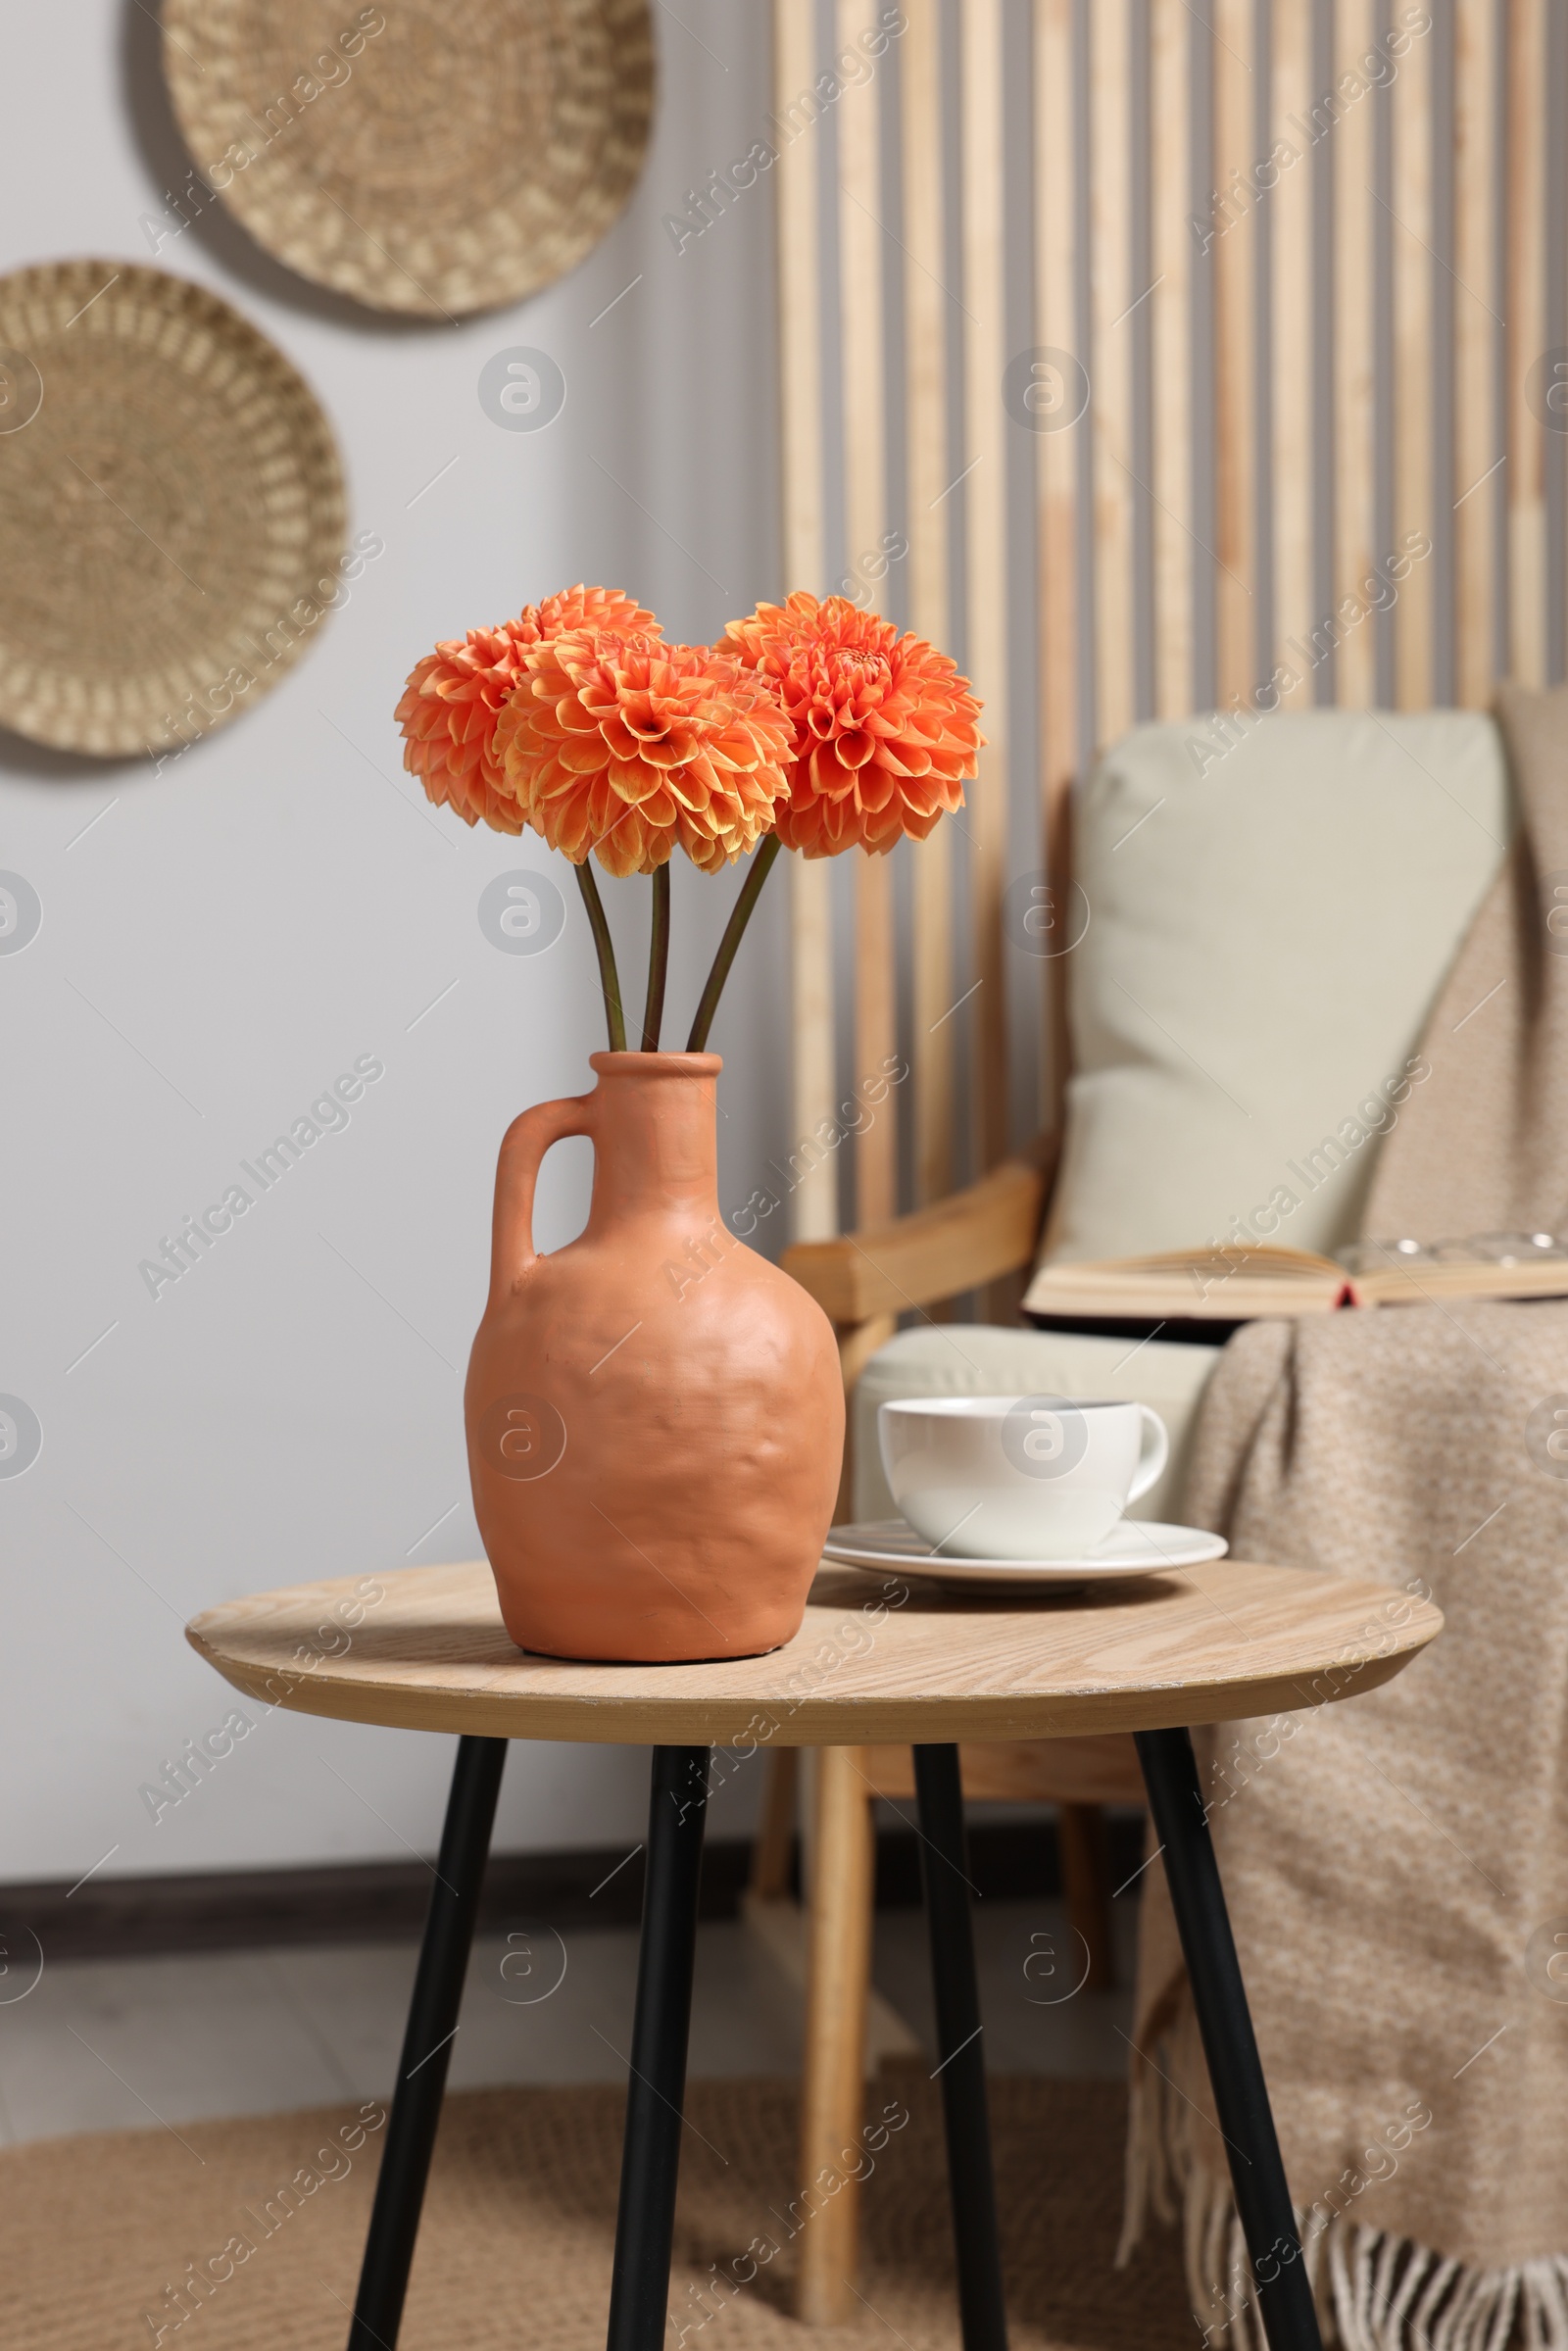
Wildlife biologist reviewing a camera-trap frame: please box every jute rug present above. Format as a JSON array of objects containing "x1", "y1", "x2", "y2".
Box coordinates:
[{"x1": 0, "y1": 2073, "x2": 1191, "y2": 2348}]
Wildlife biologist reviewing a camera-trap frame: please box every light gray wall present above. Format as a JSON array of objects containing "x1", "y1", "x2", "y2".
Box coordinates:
[{"x1": 0, "y1": 2, "x2": 790, "y2": 1881}]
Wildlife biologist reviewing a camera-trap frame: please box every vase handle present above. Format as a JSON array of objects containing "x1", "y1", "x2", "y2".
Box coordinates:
[{"x1": 489, "y1": 1091, "x2": 597, "y2": 1299}]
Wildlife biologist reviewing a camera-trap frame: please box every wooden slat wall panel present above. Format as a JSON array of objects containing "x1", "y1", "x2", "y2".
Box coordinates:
[
  {"x1": 776, "y1": 0, "x2": 837, "y2": 1243},
  {"x1": 1272, "y1": 0, "x2": 1313, "y2": 710},
  {"x1": 902, "y1": 0, "x2": 955, "y2": 1204},
  {"x1": 780, "y1": 2, "x2": 1557, "y2": 1245},
  {"x1": 838, "y1": 0, "x2": 898, "y2": 1225},
  {"x1": 903, "y1": 0, "x2": 950, "y2": 1203},
  {"x1": 1393, "y1": 4, "x2": 1435, "y2": 708},
  {"x1": 1508, "y1": 0, "x2": 1547, "y2": 688},
  {"x1": 1453, "y1": 0, "x2": 1499, "y2": 709},
  {"x1": 1091, "y1": 0, "x2": 1136, "y2": 747},
  {"x1": 1335, "y1": 0, "x2": 1378, "y2": 708},
  {"x1": 961, "y1": 0, "x2": 1011, "y2": 1170},
  {"x1": 1150, "y1": 0, "x2": 1192, "y2": 720},
  {"x1": 1211, "y1": 0, "x2": 1257, "y2": 710},
  {"x1": 775, "y1": 0, "x2": 824, "y2": 598},
  {"x1": 852, "y1": 863, "x2": 896, "y2": 1223},
  {"x1": 1036, "y1": 0, "x2": 1078, "y2": 1124}
]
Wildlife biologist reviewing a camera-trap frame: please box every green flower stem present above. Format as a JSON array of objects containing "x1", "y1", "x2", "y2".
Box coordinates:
[
  {"x1": 575, "y1": 861, "x2": 627, "y2": 1052},
  {"x1": 641, "y1": 862, "x2": 671, "y2": 1051},
  {"x1": 686, "y1": 834, "x2": 782, "y2": 1053}
]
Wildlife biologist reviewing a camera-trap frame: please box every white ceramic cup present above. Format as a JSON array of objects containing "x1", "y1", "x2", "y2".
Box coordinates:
[{"x1": 877, "y1": 1394, "x2": 1170, "y2": 1562}]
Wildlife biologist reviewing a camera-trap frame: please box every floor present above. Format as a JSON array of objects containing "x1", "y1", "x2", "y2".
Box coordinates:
[{"x1": 0, "y1": 1898, "x2": 1137, "y2": 2149}]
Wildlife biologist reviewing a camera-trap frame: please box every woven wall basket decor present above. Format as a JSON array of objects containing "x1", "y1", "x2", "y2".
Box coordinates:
[
  {"x1": 0, "y1": 261, "x2": 346, "y2": 758},
  {"x1": 161, "y1": 1, "x2": 656, "y2": 318}
]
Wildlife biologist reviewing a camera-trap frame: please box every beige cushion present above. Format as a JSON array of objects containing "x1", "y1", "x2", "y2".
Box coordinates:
[
  {"x1": 1034, "y1": 709, "x2": 1510, "y2": 1282},
  {"x1": 853, "y1": 1323, "x2": 1219, "y2": 1525}
]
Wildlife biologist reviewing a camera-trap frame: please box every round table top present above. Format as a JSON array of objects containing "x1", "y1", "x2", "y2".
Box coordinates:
[{"x1": 185, "y1": 1557, "x2": 1443, "y2": 1747}]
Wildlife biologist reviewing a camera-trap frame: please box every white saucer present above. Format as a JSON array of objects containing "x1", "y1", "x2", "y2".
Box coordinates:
[{"x1": 820, "y1": 1518, "x2": 1227, "y2": 1588}]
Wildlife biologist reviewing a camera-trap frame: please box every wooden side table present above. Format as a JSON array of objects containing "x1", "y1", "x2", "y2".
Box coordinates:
[{"x1": 188, "y1": 1557, "x2": 1441, "y2": 2351}]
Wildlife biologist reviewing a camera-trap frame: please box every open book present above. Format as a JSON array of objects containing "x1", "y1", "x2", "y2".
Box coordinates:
[{"x1": 1022, "y1": 1235, "x2": 1568, "y2": 1323}]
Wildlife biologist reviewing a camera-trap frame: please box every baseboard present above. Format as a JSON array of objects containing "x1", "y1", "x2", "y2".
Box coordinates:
[{"x1": 0, "y1": 1816, "x2": 1145, "y2": 1962}]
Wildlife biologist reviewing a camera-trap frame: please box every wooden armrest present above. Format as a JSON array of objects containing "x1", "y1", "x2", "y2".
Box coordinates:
[{"x1": 782, "y1": 1138, "x2": 1058, "y2": 1324}]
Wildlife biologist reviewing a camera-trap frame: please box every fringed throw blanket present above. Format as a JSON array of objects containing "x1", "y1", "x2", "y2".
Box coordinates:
[{"x1": 1122, "y1": 683, "x2": 1568, "y2": 2350}]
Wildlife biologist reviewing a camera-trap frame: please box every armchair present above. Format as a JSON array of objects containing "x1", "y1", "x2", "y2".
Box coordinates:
[{"x1": 767, "y1": 702, "x2": 1512, "y2": 2324}]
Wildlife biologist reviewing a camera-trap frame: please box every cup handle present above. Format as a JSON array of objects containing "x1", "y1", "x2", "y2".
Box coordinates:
[{"x1": 1127, "y1": 1404, "x2": 1170, "y2": 1504}]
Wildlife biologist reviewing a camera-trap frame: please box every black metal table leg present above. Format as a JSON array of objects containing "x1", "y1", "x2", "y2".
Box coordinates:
[
  {"x1": 1135, "y1": 1727, "x2": 1323, "y2": 2351},
  {"x1": 913, "y1": 1743, "x2": 1009, "y2": 2351},
  {"x1": 606, "y1": 1745, "x2": 711, "y2": 2351},
  {"x1": 346, "y1": 1734, "x2": 507, "y2": 2351}
]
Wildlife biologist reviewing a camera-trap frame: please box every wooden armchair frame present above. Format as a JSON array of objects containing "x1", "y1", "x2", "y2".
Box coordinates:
[{"x1": 785, "y1": 1142, "x2": 1060, "y2": 1503}]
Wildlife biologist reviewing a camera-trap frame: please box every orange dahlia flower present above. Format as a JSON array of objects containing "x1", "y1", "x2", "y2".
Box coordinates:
[
  {"x1": 497, "y1": 630, "x2": 793, "y2": 878},
  {"x1": 394, "y1": 585, "x2": 659, "y2": 833},
  {"x1": 722, "y1": 592, "x2": 983, "y2": 857}
]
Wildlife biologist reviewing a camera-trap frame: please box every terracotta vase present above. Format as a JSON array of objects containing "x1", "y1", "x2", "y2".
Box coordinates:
[{"x1": 465, "y1": 1052, "x2": 844, "y2": 1662}]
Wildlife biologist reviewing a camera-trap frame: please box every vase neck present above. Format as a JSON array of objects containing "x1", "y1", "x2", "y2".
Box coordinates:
[{"x1": 583, "y1": 1054, "x2": 721, "y2": 1226}]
